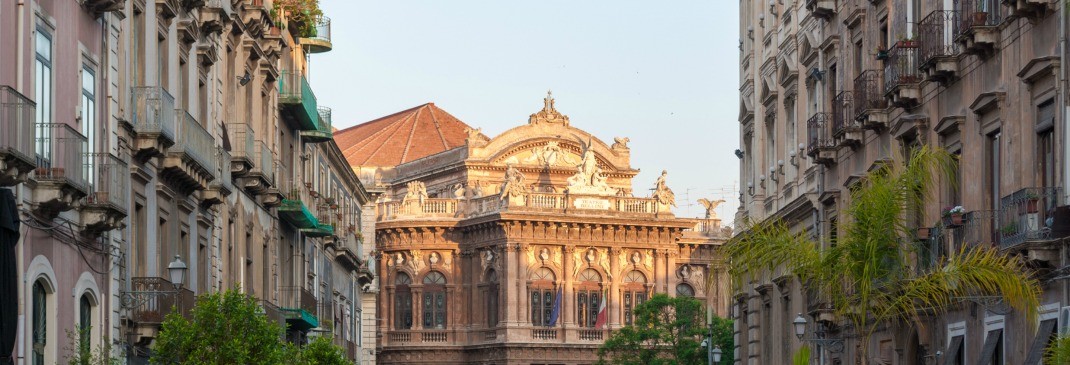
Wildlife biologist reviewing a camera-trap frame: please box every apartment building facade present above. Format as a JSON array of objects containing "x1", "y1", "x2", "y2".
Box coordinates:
[
  {"x1": 736, "y1": 0, "x2": 1066, "y2": 363},
  {"x1": 0, "y1": 0, "x2": 375, "y2": 364}
]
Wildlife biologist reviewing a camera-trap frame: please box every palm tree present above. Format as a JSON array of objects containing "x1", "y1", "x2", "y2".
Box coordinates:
[{"x1": 726, "y1": 145, "x2": 1041, "y2": 364}]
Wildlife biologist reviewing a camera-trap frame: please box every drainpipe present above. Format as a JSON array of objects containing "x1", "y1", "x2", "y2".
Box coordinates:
[
  {"x1": 814, "y1": 17, "x2": 828, "y2": 365},
  {"x1": 1059, "y1": 0, "x2": 1068, "y2": 319}
]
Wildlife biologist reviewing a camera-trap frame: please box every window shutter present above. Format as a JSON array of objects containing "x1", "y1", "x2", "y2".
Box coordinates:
[
  {"x1": 1024, "y1": 319, "x2": 1058, "y2": 365},
  {"x1": 1037, "y1": 100, "x2": 1056, "y2": 132},
  {"x1": 943, "y1": 335, "x2": 963, "y2": 365},
  {"x1": 975, "y1": 329, "x2": 1002, "y2": 365}
]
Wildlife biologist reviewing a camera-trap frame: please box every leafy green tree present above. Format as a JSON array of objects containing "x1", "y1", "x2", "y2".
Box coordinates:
[
  {"x1": 152, "y1": 289, "x2": 291, "y2": 365},
  {"x1": 296, "y1": 336, "x2": 348, "y2": 365},
  {"x1": 597, "y1": 294, "x2": 719, "y2": 365},
  {"x1": 727, "y1": 146, "x2": 1041, "y2": 364},
  {"x1": 707, "y1": 315, "x2": 733, "y2": 365}
]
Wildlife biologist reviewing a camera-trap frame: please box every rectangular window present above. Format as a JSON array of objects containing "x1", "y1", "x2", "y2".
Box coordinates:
[
  {"x1": 1038, "y1": 100, "x2": 1056, "y2": 189},
  {"x1": 35, "y1": 29, "x2": 53, "y2": 163},
  {"x1": 158, "y1": 35, "x2": 168, "y2": 88},
  {"x1": 82, "y1": 66, "x2": 96, "y2": 157},
  {"x1": 987, "y1": 131, "x2": 1001, "y2": 210},
  {"x1": 949, "y1": 150, "x2": 962, "y2": 206}
]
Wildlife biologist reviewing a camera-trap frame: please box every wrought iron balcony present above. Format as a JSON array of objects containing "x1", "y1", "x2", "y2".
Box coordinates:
[
  {"x1": 805, "y1": 0, "x2": 836, "y2": 19},
  {"x1": 918, "y1": 10, "x2": 961, "y2": 83},
  {"x1": 278, "y1": 70, "x2": 320, "y2": 131},
  {"x1": 130, "y1": 86, "x2": 176, "y2": 159},
  {"x1": 124, "y1": 277, "x2": 195, "y2": 326},
  {"x1": 300, "y1": 106, "x2": 334, "y2": 143},
  {"x1": 243, "y1": 140, "x2": 274, "y2": 194},
  {"x1": 260, "y1": 299, "x2": 285, "y2": 328},
  {"x1": 954, "y1": 0, "x2": 1002, "y2": 55},
  {"x1": 81, "y1": 153, "x2": 128, "y2": 234},
  {"x1": 260, "y1": 160, "x2": 286, "y2": 207},
  {"x1": 32, "y1": 124, "x2": 88, "y2": 218},
  {"x1": 203, "y1": 147, "x2": 233, "y2": 207},
  {"x1": 805, "y1": 113, "x2": 836, "y2": 166},
  {"x1": 999, "y1": 187, "x2": 1061, "y2": 249},
  {"x1": 162, "y1": 109, "x2": 217, "y2": 192},
  {"x1": 281, "y1": 287, "x2": 320, "y2": 332},
  {"x1": 298, "y1": 17, "x2": 332, "y2": 54},
  {"x1": 0, "y1": 86, "x2": 37, "y2": 186},
  {"x1": 831, "y1": 91, "x2": 862, "y2": 147},
  {"x1": 227, "y1": 123, "x2": 255, "y2": 177},
  {"x1": 316, "y1": 298, "x2": 336, "y2": 332},
  {"x1": 883, "y1": 44, "x2": 922, "y2": 108},
  {"x1": 947, "y1": 210, "x2": 999, "y2": 249},
  {"x1": 852, "y1": 70, "x2": 889, "y2": 129}
]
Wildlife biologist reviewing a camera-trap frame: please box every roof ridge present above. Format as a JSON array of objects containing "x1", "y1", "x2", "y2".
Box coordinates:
[
  {"x1": 399, "y1": 105, "x2": 424, "y2": 163},
  {"x1": 334, "y1": 103, "x2": 433, "y2": 135},
  {"x1": 426, "y1": 104, "x2": 450, "y2": 150},
  {"x1": 353, "y1": 110, "x2": 418, "y2": 165}
]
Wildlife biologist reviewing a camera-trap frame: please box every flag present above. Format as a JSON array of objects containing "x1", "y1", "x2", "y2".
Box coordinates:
[
  {"x1": 593, "y1": 289, "x2": 608, "y2": 328},
  {"x1": 547, "y1": 287, "x2": 562, "y2": 326}
]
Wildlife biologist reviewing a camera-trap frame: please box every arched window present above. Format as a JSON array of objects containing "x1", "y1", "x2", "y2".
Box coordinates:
[
  {"x1": 32, "y1": 280, "x2": 47, "y2": 365},
  {"x1": 530, "y1": 267, "x2": 556, "y2": 326},
  {"x1": 394, "y1": 273, "x2": 412, "y2": 329},
  {"x1": 79, "y1": 294, "x2": 93, "y2": 354},
  {"x1": 622, "y1": 271, "x2": 648, "y2": 326},
  {"x1": 422, "y1": 271, "x2": 447, "y2": 329},
  {"x1": 484, "y1": 269, "x2": 499, "y2": 328},
  {"x1": 576, "y1": 269, "x2": 602, "y2": 328},
  {"x1": 676, "y1": 283, "x2": 695, "y2": 298}
]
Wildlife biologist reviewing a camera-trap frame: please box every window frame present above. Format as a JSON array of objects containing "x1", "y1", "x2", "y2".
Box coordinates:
[{"x1": 394, "y1": 272, "x2": 413, "y2": 330}]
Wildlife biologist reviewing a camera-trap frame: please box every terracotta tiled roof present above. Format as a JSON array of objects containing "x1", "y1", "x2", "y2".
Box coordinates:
[{"x1": 334, "y1": 103, "x2": 473, "y2": 167}]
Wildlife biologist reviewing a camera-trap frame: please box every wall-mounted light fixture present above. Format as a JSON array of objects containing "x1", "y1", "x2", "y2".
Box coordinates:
[
  {"x1": 769, "y1": 166, "x2": 779, "y2": 183},
  {"x1": 747, "y1": 182, "x2": 756, "y2": 197}
]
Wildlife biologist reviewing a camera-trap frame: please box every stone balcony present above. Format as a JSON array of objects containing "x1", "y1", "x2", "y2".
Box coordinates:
[
  {"x1": 202, "y1": 146, "x2": 233, "y2": 207},
  {"x1": 1002, "y1": 0, "x2": 1055, "y2": 20},
  {"x1": 954, "y1": 0, "x2": 1002, "y2": 56},
  {"x1": 81, "y1": 153, "x2": 129, "y2": 235},
  {"x1": 227, "y1": 123, "x2": 255, "y2": 177},
  {"x1": 243, "y1": 140, "x2": 274, "y2": 195},
  {"x1": 298, "y1": 16, "x2": 333, "y2": 54},
  {"x1": 918, "y1": 10, "x2": 961, "y2": 84},
  {"x1": 162, "y1": 109, "x2": 217, "y2": 193},
  {"x1": 804, "y1": 0, "x2": 835, "y2": 19},
  {"x1": 130, "y1": 86, "x2": 176, "y2": 161},
  {"x1": 376, "y1": 192, "x2": 666, "y2": 223},
  {"x1": 32, "y1": 123, "x2": 89, "y2": 219},
  {"x1": 0, "y1": 86, "x2": 37, "y2": 186}
]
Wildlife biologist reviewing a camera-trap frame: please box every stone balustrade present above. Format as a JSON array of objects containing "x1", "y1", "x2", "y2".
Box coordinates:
[{"x1": 377, "y1": 192, "x2": 666, "y2": 222}]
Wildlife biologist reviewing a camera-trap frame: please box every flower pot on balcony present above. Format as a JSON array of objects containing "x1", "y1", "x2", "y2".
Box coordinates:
[
  {"x1": 876, "y1": 50, "x2": 889, "y2": 60},
  {"x1": 943, "y1": 213, "x2": 964, "y2": 227},
  {"x1": 917, "y1": 227, "x2": 931, "y2": 240},
  {"x1": 1024, "y1": 198, "x2": 1040, "y2": 214},
  {"x1": 896, "y1": 40, "x2": 919, "y2": 48},
  {"x1": 973, "y1": 12, "x2": 989, "y2": 25}
]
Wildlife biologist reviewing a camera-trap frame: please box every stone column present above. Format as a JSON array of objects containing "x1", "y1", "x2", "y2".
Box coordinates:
[
  {"x1": 666, "y1": 249, "x2": 678, "y2": 297},
  {"x1": 563, "y1": 246, "x2": 575, "y2": 326},
  {"x1": 653, "y1": 249, "x2": 665, "y2": 294},
  {"x1": 504, "y1": 244, "x2": 520, "y2": 326},
  {"x1": 609, "y1": 248, "x2": 621, "y2": 328},
  {"x1": 412, "y1": 287, "x2": 423, "y2": 330},
  {"x1": 518, "y1": 244, "x2": 530, "y2": 328}
]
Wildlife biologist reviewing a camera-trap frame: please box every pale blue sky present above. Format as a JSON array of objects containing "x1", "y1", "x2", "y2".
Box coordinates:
[{"x1": 312, "y1": 0, "x2": 741, "y2": 223}]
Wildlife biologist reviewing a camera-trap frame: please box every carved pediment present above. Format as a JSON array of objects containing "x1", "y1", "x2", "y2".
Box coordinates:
[
  {"x1": 499, "y1": 141, "x2": 583, "y2": 168},
  {"x1": 528, "y1": 91, "x2": 570, "y2": 126}
]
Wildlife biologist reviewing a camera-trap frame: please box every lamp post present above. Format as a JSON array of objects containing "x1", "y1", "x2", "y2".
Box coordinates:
[
  {"x1": 792, "y1": 313, "x2": 843, "y2": 365},
  {"x1": 168, "y1": 255, "x2": 188, "y2": 289},
  {"x1": 120, "y1": 256, "x2": 189, "y2": 360}
]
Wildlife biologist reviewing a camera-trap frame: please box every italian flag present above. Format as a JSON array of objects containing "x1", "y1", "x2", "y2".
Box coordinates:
[{"x1": 593, "y1": 289, "x2": 608, "y2": 328}]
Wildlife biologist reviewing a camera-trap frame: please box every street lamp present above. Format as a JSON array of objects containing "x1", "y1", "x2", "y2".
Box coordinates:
[
  {"x1": 791, "y1": 313, "x2": 844, "y2": 365},
  {"x1": 793, "y1": 313, "x2": 807, "y2": 339},
  {"x1": 168, "y1": 255, "x2": 188, "y2": 289},
  {"x1": 712, "y1": 345, "x2": 722, "y2": 363}
]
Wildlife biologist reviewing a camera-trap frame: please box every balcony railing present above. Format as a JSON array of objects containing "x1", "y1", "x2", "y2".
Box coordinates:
[
  {"x1": 260, "y1": 299, "x2": 284, "y2": 327},
  {"x1": 578, "y1": 330, "x2": 605, "y2": 341},
  {"x1": 0, "y1": 86, "x2": 37, "y2": 186},
  {"x1": 281, "y1": 286, "x2": 318, "y2": 314},
  {"x1": 301, "y1": 106, "x2": 333, "y2": 142},
  {"x1": 805, "y1": 113, "x2": 834, "y2": 157},
  {"x1": 278, "y1": 70, "x2": 320, "y2": 131},
  {"x1": 1000, "y1": 187, "x2": 1060, "y2": 249},
  {"x1": 128, "y1": 277, "x2": 195, "y2": 325},
  {"x1": 376, "y1": 193, "x2": 665, "y2": 222},
  {"x1": 883, "y1": 44, "x2": 922, "y2": 94},
  {"x1": 252, "y1": 140, "x2": 274, "y2": 184},
  {"x1": 919, "y1": 10, "x2": 961, "y2": 65},
  {"x1": 130, "y1": 86, "x2": 176, "y2": 142},
  {"x1": 227, "y1": 123, "x2": 255, "y2": 164},
  {"x1": 852, "y1": 70, "x2": 887, "y2": 118},
  {"x1": 831, "y1": 91, "x2": 854, "y2": 137},
  {"x1": 954, "y1": 0, "x2": 1003, "y2": 39},
  {"x1": 34, "y1": 123, "x2": 88, "y2": 192},
  {"x1": 84, "y1": 153, "x2": 128, "y2": 211},
  {"x1": 170, "y1": 109, "x2": 218, "y2": 180},
  {"x1": 299, "y1": 17, "x2": 332, "y2": 53}
]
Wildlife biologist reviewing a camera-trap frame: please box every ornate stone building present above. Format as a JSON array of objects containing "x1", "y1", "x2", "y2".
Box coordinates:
[
  {"x1": 737, "y1": 0, "x2": 1066, "y2": 364},
  {"x1": 334, "y1": 95, "x2": 731, "y2": 364}
]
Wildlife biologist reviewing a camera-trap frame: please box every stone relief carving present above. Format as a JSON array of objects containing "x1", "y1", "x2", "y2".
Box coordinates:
[
  {"x1": 409, "y1": 250, "x2": 425, "y2": 273},
  {"x1": 429, "y1": 252, "x2": 440, "y2": 265},
  {"x1": 597, "y1": 248, "x2": 611, "y2": 279},
  {"x1": 525, "y1": 245, "x2": 537, "y2": 267},
  {"x1": 442, "y1": 251, "x2": 453, "y2": 272},
  {"x1": 679, "y1": 264, "x2": 706, "y2": 293},
  {"x1": 611, "y1": 137, "x2": 630, "y2": 149},
  {"x1": 465, "y1": 127, "x2": 488, "y2": 147},
  {"x1": 480, "y1": 248, "x2": 496, "y2": 274},
  {"x1": 522, "y1": 140, "x2": 580, "y2": 167},
  {"x1": 651, "y1": 170, "x2": 676, "y2": 212},
  {"x1": 643, "y1": 250, "x2": 653, "y2": 269},
  {"x1": 572, "y1": 247, "x2": 585, "y2": 277},
  {"x1": 528, "y1": 90, "x2": 570, "y2": 126}
]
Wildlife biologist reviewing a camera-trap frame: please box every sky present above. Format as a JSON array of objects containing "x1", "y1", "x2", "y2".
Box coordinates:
[{"x1": 312, "y1": 0, "x2": 742, "y2": 224}]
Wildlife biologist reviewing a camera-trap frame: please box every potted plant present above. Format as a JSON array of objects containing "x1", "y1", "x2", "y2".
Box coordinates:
[
  {"x1": 1023, "y1": 192, "x2": 1041, "y2": 214},
  {"x1": 876, "y1": 47, "x2": 890, "y2": 60},
  {"x1": 973, "y1": 9, "x2": 989, "y2": 25},
  {"x1": 916, "y1": 227, "x2": 931, "y2": 240},
  {"x1": 942, "y1": 206, "x2": 966, "y2": 226},
  {"x1": 1000, "y1": 222, "x2": 1018, "y2": 237},
  {"x1": 895, "y1": 35, "x2": 919, "y2": 49}
]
